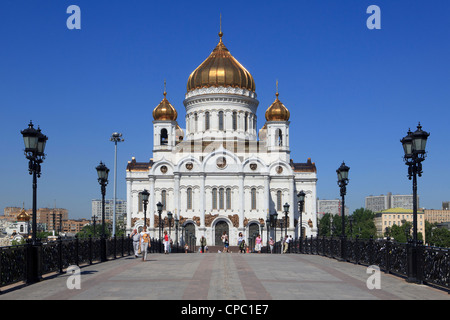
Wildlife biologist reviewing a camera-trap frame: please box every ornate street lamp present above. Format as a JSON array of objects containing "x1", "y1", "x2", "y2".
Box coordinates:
[
  {"x1": 283, "y1": 203, "x2": 290, "y2": 238},
  {"x1": 156, "y1": 201, "x2": 163, "y2": 240},
  {"x1": 337, "y1": 161, "x2": 350, "y2": 261},
  {"x1": 297, "y1": 190, "x2": 305, "y2": 252},
  {"x1": 174, "y1": 216, "x2": 179, "y2": 249},
  {"x1": 271, "y1": 211, "x2": 278, "y2": 253},
  {"x1": 141, "y1": 189, "x2": 150, "y2": 227},
  {"x1": 110, "y1": 132, "x2": 124, "y2": 237},
  {"x1": 266, "y1": 215, "x2": 270, "y2": 252},
  {"x1": 401, "y1": 123, "x2": 430, "y2": 283},
  {"x1": 21, "y1": 121, "x2": 48, "y2": 245},
  {"x1": 167, "y1": 211, "x2": 173, "y2": 240},
  {"x1": 96, "y1": 161, "x2": 109, "y2": 262}
]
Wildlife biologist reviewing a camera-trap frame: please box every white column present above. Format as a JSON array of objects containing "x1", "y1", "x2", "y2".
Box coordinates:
[
  {"x1": 149, "y1": 177, "x2": 155, "y2": 232},
  {"x1": 264, "y1": 175, "x2": 270, "y2": 218},
  {"x1": 239, "y1": 174, "x2": 245, "y2": 229},
  {"x1": 174, "y1": 174, "x2": 180, "y2": 220},
  {"x1": 290, "y1": 177, "x2": 295, "y2": 230},
  {"x1": 200, "y1": 174, "x2": 205, "y2": 228},
  {"x1": 126, "y1": 179, "x2": 132, "y2": 234}
]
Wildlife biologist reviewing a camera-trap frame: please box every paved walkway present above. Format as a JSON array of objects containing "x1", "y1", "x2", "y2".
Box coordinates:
[{"x1": 0, "y1": 253, "x2": 448, "y2": 300}]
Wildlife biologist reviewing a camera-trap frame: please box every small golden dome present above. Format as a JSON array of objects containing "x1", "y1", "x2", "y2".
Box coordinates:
[
  {"x1": 153, "y1": 90, "x2": 178, "y2": 121},
  {"x1": 17, "y1": 208, "x2": 30, "y2": 222},
  {"x1": 187, "y1": 32, "x2": 255, "y2": 93},
  {"x1": 265, "y1": 92, "x2": 290, "y2": 121}
]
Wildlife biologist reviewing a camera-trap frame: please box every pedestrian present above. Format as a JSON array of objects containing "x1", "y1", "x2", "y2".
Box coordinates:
[
  {"x1": 283, "y1": 235, "x2": 289, "y2": 253},
  {"x1": 288, "y1": 235, "x2": 293, "y2": 253},
  {"x1": 200, "y1": 235, "x2": 207, "y2": 253},
  {"x1": 237, "y1": 232, "x2": 244, "y2": 248},
  {"x1": 239, "y1": 239, "x2": 246, "y2": 253},
  {"x1": 269, "y1": 237, "x2": 274, "y2": 254},
  {"x1": 131, "y1": 228, "x2": 140, "y2": 258},
  {"x1": 140, "y1": 226, "x2": 151, "y2": 261},
  {"x1": 255, "y1": 234, "x2": 262, "y2": 253},
  {"x1": 221, "y1": 231, "x2": 229, "y2": 253},
  {"x1": 184, "y1": 242, "x2": 189, "y2": 253},
  {"x1": 163, "y1": 230, "x2": 170, "y2": 254}
]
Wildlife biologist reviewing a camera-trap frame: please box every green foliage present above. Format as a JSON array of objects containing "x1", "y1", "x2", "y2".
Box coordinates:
[
  {"x1": 77, "y1": 220, "x2": 126, "y2": 239},
  {"x1": 318, "y1": 208, "x2": 377, "y2": 239},
  {"x1": 426, "y1": 221, "x2": 450, "y2": 248}
]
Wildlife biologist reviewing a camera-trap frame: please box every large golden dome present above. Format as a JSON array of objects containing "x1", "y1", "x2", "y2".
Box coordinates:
[
  {"x1": 187, "y1": 32, "x2": 255, "y2": 93},
  {"x1": 265, "y1": 92, "x2": 290, "y2": 121},
  {"x1": 153, "y1": 90, "x2": 178, "y2": 121}
]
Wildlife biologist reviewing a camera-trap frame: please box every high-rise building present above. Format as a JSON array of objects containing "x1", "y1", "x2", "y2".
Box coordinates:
[
  {"x1": 365, "y1": 192, "x2": 417, "y2": 212},
  {"x1": 92, "y1": 199, "x2": 127, "y2": 222}
]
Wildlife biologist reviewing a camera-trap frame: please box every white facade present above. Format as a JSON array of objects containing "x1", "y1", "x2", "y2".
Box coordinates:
[{"x1": 125, "y1": 39, "x2": 318, "y2": 247}]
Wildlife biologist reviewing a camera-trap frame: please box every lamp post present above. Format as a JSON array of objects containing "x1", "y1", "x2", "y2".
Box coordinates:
[
  {"x1": 156, "y1": 202, "x2": 163, "y2": 240},
  {"x1": 110, "y1": 132, "x2": 124, "y2": 237},
  {"x1": 174, "y1": 217, "x2": 179, "y2": 249},
  {"x1": 283, "y1": 203, "x2": 290, "y2": 238},
  {"x1": 141, "y1": 189, "x2": 149, "y2": 228},
  {"x1": 266, "y1": 215, "x2": 270, "y2": 252},
  {"x1": 21, "y1": 121, "x2": 48, "y2": 245},
  {"x1": 297, "y1": 191, "x2": 305, "y2": 253},
  {"x1": 167, "y1": 211, "x2": 173, "y2": 240},
  {"x1": 271, "y1": 211, "x2": 278, "y2": 253},
  {"x1": 96, "y1": 161, "x2": 109, "y2": 262},
  {"x1": 337, "y1": 161, "x2": 350, "y2": 261},
  {"x1": 401, "y1": 123, "x2": 429, "y2": 283}
]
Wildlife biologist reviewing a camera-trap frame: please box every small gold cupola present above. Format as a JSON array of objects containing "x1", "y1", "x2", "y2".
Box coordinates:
[
  {"x1": 265, "y1": 82, "x2": 290, "y2": 121},
  {"x1": 153, "y1": 81, "x2": 178, "y2": 121}
]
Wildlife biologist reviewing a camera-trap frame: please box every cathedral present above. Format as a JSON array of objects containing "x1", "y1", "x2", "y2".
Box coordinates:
[{"x1": 125, "y1": 30, "x2": 318, "y2": 246}]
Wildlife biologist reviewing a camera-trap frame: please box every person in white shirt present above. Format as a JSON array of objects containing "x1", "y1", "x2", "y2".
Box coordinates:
[{"x1": 131, "y1": 229, "x2": 140, "y2": 258}]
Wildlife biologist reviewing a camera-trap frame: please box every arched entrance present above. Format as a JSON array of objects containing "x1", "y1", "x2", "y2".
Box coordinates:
[
  {"x1": 214, "y1": 221, "x2": 229, "y2": 245},
  {"x1": 248, "y1": 223, "x2": 259, "y2": 238},
  {"x1": 184, "y1": 222, "x2": 196, "y2": 244}
]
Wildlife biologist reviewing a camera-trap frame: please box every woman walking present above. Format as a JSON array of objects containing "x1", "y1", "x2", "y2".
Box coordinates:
[
  {"x1": 163, "y1": 230, "x2": 170, "y2": 254},
  {"x1": 255, "y1": 234, "x2": 262, "y2": 253},
  {"x1": 140, "y1": 226, "x2": 151, "y2": 261}
]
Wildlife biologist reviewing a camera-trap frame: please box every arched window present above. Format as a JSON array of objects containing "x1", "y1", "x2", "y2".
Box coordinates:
[
  {"x1": 205, "y1": 112, "x2": 210, "y2": 131},
  {"x1": 138, "y1": 192, "x2": 143, "y2": 212},
  {"x1": 245, "y1": 113, "x2": 249, "y2": 132},
  {"x1": 162, "y1": 190, "x2": 167, "y2": 211},
  {"x1": 276, "y1": 129, "x2": 283, "y2": 146},
  {"x1": 219, "y1": 188, "x2": 225, "y2": 210},
  {"x1": 276, "y1": 190, "x2": 282, "y2": 211},
  {"x1": 212, "y1": 188, "x2": 217, "y2": 210},
  {"x1": 218, "y1": 111, "x2": 224, "y2": 131},
  {"x1": 251, "y1": 188, "x2": 257, "y2": 210},
  {"x1": 232, "y1": 112, "x2": 238, "y2": 131},
  {"x1": 187, "y1": 188, "x2": 193, "y2": 210},
  {"x1": 226, "y1": 188, "x2": 232, "y2": 210},
  {"x1": 194, "y1": 113, "x2": 198, "y2": 132},
  {"x1": 160, "y1": 128, "x2": 168, "y2": 146}
]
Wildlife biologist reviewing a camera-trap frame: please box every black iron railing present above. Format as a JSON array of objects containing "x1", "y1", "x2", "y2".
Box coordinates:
[
  {"x1": 0, "y1": 235, "x2": 194, "y2": 290},
  {"x1": 266, "y1": 236, "x2": 449, "y2": 292}
]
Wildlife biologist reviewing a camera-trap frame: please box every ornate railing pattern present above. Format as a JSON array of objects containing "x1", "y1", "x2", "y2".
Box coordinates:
[
  {"x1": 0, "y1": 235, "x2": 192, "y2": 290},
  {"x1": 0, "y1": 235, "x2": 134, "y2": 289},
  {"x1": 271, "y1": 236, "x2": 448, "y2": 292}
]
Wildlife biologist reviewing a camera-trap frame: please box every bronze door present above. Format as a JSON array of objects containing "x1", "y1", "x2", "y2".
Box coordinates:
[{"x1": 215, "y1": 221, "x2": 229, "y2": 245}]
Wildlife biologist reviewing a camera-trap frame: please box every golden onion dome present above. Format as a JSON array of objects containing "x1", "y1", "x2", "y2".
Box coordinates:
[
  {"x1": 265, "y1": 92, "x2": 290, "y2": 121},
  {"x1": 187, "y1": 32, "x2": 255, "y2": 93},
  {"x1": 17, "y1": 208, "x2": 30, "y2": 222},
  {"x1": 153, "y1": 90, "x2": 178, "y2": 121}
]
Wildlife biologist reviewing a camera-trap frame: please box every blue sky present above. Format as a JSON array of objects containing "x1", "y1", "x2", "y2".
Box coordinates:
[{"x1": 0, "y1": 0, "x2": 449, "y2": 219}]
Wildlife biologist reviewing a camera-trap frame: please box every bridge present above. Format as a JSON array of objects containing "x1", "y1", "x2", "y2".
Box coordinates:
[{"x1": 0, "y1": 237, "x2": 448, "y2": 301}]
